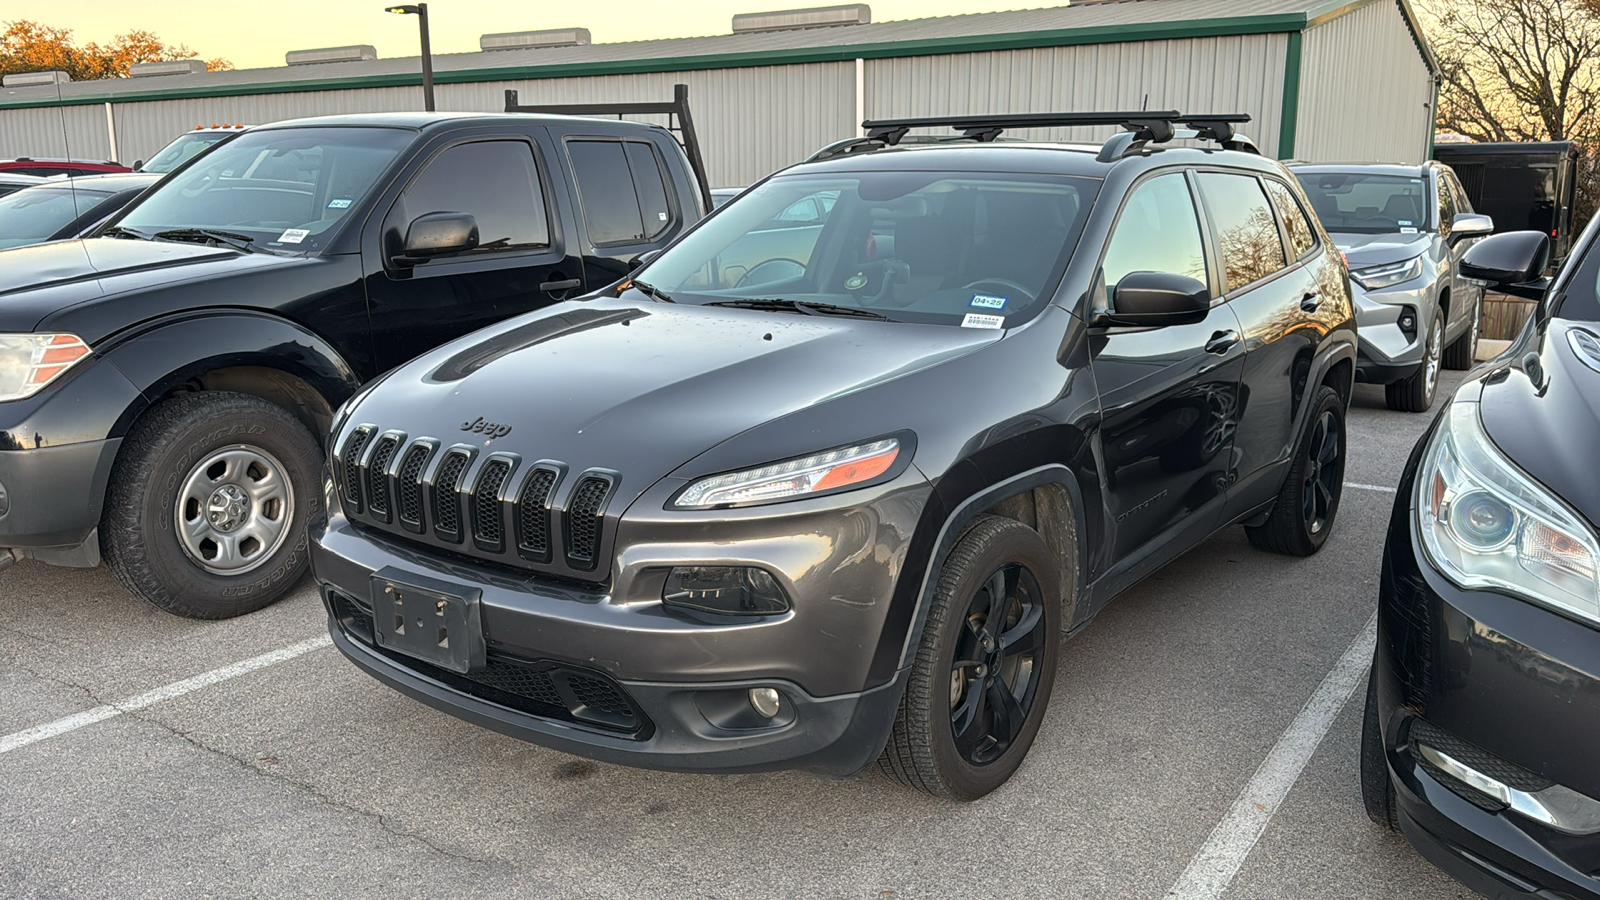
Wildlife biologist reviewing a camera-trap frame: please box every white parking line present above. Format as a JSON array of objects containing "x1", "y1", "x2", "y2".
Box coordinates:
[
  {"x1": 0, "y1": 634, "x2": 331, "y2": 757},
  {"x1": 1164, "y1": 613, "x2": 1377, "y2": 900},
  {"x1": 1346, "y1": 482, "x2": 1399, "y2": 494}
]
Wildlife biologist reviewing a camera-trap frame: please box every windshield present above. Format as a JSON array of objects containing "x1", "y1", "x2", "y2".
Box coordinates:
[
  {"x1": 635, "y1": 171, "x2": 1099, "y2": 326},
  {"x1": 117, "y1": 126, "x2": 411, "y2": 252},
  {"x1": 142, "y1": 131, "x2": 238, "y2": 174},
  {"x1": 0, "y1": 186, "x2": 114, "y2": 250},
  {"x1": 1295, "y1": 172, "x2": 1431, "y2": 235}
]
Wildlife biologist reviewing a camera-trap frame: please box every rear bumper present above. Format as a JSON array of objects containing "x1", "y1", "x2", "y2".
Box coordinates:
[{"x1": 1374, "y1": 477, "x2": 1600, "y2": 899}]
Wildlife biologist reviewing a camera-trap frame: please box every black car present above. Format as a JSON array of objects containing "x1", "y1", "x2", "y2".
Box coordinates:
[
  {"x1": 0, "y1": 101, "x2": 709, "y2": 619},
  {"x1": 1363, "y1": 225, "x2": 1600, "y2": 897},
  {"x1": 0, "y1": 173, "x2": 160, "y2": 250},
  {"x1": 313, "y1": 111, "x2": 1357, "y2": 799}
]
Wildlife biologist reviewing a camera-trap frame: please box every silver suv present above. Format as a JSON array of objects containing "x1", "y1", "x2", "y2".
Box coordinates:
[{"x1": 1292, "y1": 162, "x2": 1493, "y2": 411}]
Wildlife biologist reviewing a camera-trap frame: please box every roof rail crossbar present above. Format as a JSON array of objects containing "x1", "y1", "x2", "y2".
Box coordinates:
[
  {"x1": 505, "y1": 84, "x2": 712, "y2": 212},
  {"x1": 810, "y1": 111, "x2": 1255, "y2": 164}
]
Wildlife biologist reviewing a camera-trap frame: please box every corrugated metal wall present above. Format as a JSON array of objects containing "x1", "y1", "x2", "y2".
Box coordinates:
[
  {"x1": 1297, "y1": 0, "x2": 1433, "y2": 163},
  {"x1": 865, "y1": 35, "x2": 1289, "y2": 157},
  {"x1": 0, "y1": 104, "x2": 112, "y2": 161}
]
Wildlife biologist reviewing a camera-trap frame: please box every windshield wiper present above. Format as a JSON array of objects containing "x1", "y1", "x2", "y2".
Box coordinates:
[
  {"x1": 629, "y1": 280, "x2": 675, "y2": 303},
  {"x1": 706, "y1": 298, "x2": 890, "y2": 320},
  {"x1": 152, "y1": 228, "x2": 257, "y2": 253},
  {"x1": 101, "y1": 225, "x2": 152, "y2": 240}
]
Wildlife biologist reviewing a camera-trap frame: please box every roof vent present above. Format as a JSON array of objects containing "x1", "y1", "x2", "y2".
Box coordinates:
[
  {"x1": 732, "y1": 4, "x2": 870, "y2": 33},
  {"x1": 129, "y1": 59, "x2": 208, "y2": 77},
  {"x1": 2, "y1": 70, "x2": 72, "y2": 87},
  {"x1": 285, "y1": 45, "x2": 378, "y2": 66},
  {"x1": 480, "y1": 28, "x2": 591, "y2": 51}
]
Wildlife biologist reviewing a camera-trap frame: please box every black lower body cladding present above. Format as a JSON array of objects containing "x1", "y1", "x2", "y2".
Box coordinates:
[
  {"x1": 1372, "y1": 490, "x2": 1600, "y2": 899},
  {"x1": 310, "y1": 473, "x2": 933, "y2": 775}
]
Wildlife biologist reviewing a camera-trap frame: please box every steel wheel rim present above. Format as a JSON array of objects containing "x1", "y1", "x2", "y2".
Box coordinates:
[
  {"x1": 174, "y1": 444, "x2": 295, "y2": 576},
  {"x1": 948, "y1": 563, "x2": 1047, "y2": 767},
  {"x1": 1300, "y1": 410, "x2": 1343, "y2": 535}
]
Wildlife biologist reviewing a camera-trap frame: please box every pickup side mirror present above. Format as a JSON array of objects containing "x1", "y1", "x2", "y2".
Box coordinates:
[
  {"x1": 131, "y1": 159, "x2": 144, "y2": 172},
  {"x1": 628, "y1": 248, "x2": 664, "y2": 271},
  {"x1": 1103, "y1": 271, "x2": 1212, "y2": 327},
  {"x1": 392, "y1": 211, "x2": 478, "y2": 267},
  {"x1": 1450, "y1": 212, "x2": 1494, "y2": 243},
  {"x1": 1461, "y1": 230, "x2": 1550, "y2": 301}
]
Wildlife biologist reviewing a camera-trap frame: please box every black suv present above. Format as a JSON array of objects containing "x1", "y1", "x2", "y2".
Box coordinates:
[
  {"x1": 313, "y1": 112, "x2": 1357, "y2": 799},
  {"x1": 0, "y1": 97, "x2": 709, "y2": 618}
]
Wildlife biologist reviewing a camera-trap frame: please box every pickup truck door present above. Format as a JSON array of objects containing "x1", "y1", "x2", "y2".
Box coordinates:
[
  {"x1": 363, "y1": 130, "x2": 585, "y2": 372},
  {"x1": 554, "y1": 131, "x2": 699, "y2": 289}
]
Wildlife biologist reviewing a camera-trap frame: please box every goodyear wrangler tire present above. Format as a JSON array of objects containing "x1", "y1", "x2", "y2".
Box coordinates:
[
  {"x1": 101, "y1": 391, "x2": 323, "y2": 619},
  {"x1": 879, "y1": 515, "x2": 1061, "y2": 800}
]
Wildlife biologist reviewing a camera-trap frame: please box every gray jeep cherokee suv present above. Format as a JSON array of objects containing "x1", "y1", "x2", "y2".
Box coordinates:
[
  {"x1": 1293, "y1": 162, "x2": 1494, "y2": 411},
  {"x1": 313, "y1": 111, "x2": 1357, "y2": 799}
]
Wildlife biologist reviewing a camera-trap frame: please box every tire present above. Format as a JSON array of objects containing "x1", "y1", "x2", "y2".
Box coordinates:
[
  {"x1": 1385, "y1": 312, "x2": 1442, "y2": 412},
  {"x1": 1442, "y1": 297, "x2": 1480, "y2": 370},
  {"x1": 101, "y1": 391, "x2": 324, "y2": 619},
  {"x1": 1245, "y1": 386, "x2": 1345, "y2": 557},
  {"x1": 1360, "y1": 671, "x2": 1400, "y2": 830},
  {"x1": 880, "y1": 515, "x2": 1062, "y2": 800}
]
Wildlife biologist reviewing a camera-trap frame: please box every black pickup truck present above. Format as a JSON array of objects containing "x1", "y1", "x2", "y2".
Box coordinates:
[{"x1": 0, "y1": 91, "x2": 710, "y2": 618}]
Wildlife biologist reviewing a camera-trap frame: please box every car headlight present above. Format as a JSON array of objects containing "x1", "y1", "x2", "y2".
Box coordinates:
[
  {"x1": 1416, "y1": 399, "x2": 1600, "y2": 626},
  {"x1": 0, "y1": 334, "x2": 91, "y2": 401},
  {"x1": 672, "y1": 438, "x2": 902, "y2": 509},
  {"x1": 1352, "y1": 256, "x2": 1424, "y2": 291}
]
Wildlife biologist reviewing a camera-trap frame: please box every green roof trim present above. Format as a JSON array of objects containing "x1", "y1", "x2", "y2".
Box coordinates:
[
  {"x1": 0, "y1": 5, "x2": 1435, "y2": 111},
  {"x1": 1279, "y1": 31, "x2": 1303, "y2": 159}
]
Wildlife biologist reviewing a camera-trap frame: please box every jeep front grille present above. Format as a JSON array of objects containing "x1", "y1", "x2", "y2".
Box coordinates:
[{"x1": 337, "y1": 425, "x2": 617, "y2": 580}]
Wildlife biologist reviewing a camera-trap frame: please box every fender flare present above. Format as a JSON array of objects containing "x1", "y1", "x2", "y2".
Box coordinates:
[
  {"x1": 1296, "y1": 328, "x2": 1358, "y2": 438},
  {"x1": 98, "y1": 312, "x2": 364, "y2": 440}
]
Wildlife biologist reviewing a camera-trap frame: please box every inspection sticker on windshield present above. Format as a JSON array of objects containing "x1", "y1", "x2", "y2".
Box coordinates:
[
  {"x1": 327, "y1": 198, "x2": 353, "y2": 209},
  {"x1": 962, "y1": 313, "x2": 1005, "y2": 330},
  {"x1": 970, "y1": 293, "x2": 1009, "y2": 310},
  {"x1": 276, "y1": 228, "x2": 310, "y2": 244},
  {"x1": 1401, "y1": 227, "x2": 1418, "y2": 234}
]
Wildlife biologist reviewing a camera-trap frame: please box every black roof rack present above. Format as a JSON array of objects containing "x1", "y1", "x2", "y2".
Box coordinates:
[
  {"x1": 805, "y1": 111, "x2": 1257, "y2": 163},
  {"x1": 505, "y1": 83, "x2": 713, "y2": 213}
]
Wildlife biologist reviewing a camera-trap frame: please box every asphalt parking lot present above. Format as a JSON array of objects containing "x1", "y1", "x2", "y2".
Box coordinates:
[{"x1": 2, "y1": 375, "x2": 1479, "y2": 900}]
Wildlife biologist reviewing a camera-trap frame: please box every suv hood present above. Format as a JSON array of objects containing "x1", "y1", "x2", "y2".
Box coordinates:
[
  {"x1": 1329, "y1": 232, "x2": 1431, "y2": 269},
  {"x1": 1478, "y1": 319, "x2": 1600, "y2": 525},
  {"x1": 0, "y1": 238, "x2": 268, "y2": 333},
  {"x1": 343, "y1": 298, "x2": 1000, "y2": 508}
]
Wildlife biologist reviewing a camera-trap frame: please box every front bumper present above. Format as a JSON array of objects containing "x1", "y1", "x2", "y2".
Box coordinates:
[
  {"x1": 1374, "y1": 488, "x2": 1600, "y2": 898},
  {"x1": 1353, "y1": 286, "x2": 1431, "y2": 384},
  {"x1": 311, "y1": 475, "x2": 930, "y2": 776}
]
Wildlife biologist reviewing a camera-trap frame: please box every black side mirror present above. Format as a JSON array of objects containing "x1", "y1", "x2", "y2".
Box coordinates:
[
  {"x1": 1102, "y1": 271, "x2": 1212, "y2": 327},
  {"x1": 392, "y1": 211, "x2": 478, "y2": 267},
  {"x1": 628, "y1": 248, "x2": 664, "y2": 271},
  {"x1": 1461, "y1": 231, "x2": 1550, "y2": 301}
]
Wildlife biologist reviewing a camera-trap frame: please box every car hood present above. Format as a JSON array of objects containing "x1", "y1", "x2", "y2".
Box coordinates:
[
  {"x1": 1328, "y1": 232, "x2": 1432, "y2": 269},
  {"x1": 342, "y1": 298, "x2": 1001, "y2": 509},
  {"x1": 1478, "y1": 318, "x2": 1600, "y2": 526},
  {"x1": 0, "y1": 238, "x2": 300, "y2": 334}
]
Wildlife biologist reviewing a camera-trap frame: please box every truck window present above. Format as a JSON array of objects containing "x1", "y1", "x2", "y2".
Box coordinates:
[
  {"x1": 569, "y1": 139, "x2": 674, "y2": 246},
  {"x1": 392, "y1": 141, "x2": 549, "y2": 250}
]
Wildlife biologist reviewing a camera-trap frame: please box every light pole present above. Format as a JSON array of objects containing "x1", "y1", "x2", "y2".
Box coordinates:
[{"x1": 385, "y1": 3, "x2": 435, "y2": 112}]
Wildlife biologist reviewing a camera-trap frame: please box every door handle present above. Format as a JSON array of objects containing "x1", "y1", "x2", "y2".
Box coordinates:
[
  {"x1": 1300, "y1": 292, "x2": 1322, "y2": 312},
  {"x1": 1204, "y1": 330, "x2": 1240, "y2": 354},
  {"x1": 540, "y1": 277, "x2": 581, "y2": 292}
]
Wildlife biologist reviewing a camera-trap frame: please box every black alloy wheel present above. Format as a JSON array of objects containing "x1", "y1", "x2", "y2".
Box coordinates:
[
  {"x1": 1302, "y1": 407, "x2": 1342, "y2": 538},
  {"x1": 948, "y1": 562, "x2": 1048, "y2": 766}
]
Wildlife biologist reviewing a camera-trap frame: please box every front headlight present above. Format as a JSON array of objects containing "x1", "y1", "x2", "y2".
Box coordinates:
[
  {"x1": 1352, "y1": 255, "x2": 1424, "y2": 291},
  {"x1": 0, "y1": 334, "x2": 91, "y2": 401},
  {"x1": 1416, "y1": 399, "x2": 1600, "y2": 626},
  {"x1": 672, "y1": 438, "x2": 902, "y2": 509}
]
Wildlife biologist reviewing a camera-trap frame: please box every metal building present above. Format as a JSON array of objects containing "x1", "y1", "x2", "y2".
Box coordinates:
[{"x1": 0, "y1": 0, "x2": 1435, "y2": 188}]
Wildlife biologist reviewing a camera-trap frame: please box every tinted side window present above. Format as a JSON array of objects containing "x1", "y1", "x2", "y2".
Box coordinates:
[
  {"x1": 623, "y1": 142, "x2": 672, "y2": 240},
  {"x1": 1102, "y1": 172, "x2": 1208, "y2": 292},
  {"x1": 571, "y1": 140, "x2": 681, "y2": 246},
  {"x1": 1438, "y1": 174, "x2": 1460, "y2": 235},
  {"x1": 1264, "y1": 179, "x2": 1316, "y2": 260},
  {"x1": 396, "y1": 140, "x2": 548, "y2": 250},
  {"x1": 1197, "y1": 172, "x2": 1288, "y2": 293}
]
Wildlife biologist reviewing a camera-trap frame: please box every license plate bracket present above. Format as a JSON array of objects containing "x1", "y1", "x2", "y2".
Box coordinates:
[{"x1": 370, "y1": 567, "x2": 485, "y2": 674}]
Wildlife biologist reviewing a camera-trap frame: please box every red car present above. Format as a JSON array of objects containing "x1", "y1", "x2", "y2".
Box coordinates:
[{"x1": 0, "y1": 158, "x2": 132, "y2": 177}]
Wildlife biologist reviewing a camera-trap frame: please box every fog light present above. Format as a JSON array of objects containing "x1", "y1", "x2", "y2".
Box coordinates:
[
  {"x1": 662, "y1": 566, "x2": 790, "y2": 616},
  {"x1": 1398, "y1": 308, "x2": 1419, "y2": 341},
  {"x1": 748, "y1": 687, "x2": 781, "y2": 718}
]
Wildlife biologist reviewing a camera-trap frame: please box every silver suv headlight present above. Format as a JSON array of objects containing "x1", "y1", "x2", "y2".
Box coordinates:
[
  {"x1": 1352, "y1": 255, "x2": 1423, "y2": 291},
  {"x1": 0, "y1": 334, "x2": 91, "y2": 401},
  {"x1": 1416, "y1": 398, "x2": 1600, "y2": 626}
]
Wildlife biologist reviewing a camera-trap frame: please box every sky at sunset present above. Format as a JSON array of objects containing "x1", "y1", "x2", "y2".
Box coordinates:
[{"x1": 7, "y1": 1, "x2": 1054, "y2": 70}]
